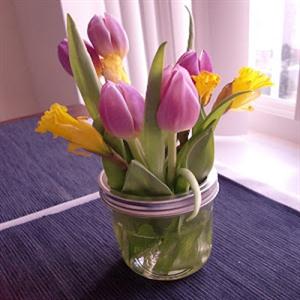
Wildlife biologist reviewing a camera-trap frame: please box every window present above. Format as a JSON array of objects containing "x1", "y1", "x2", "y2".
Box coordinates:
[{"x1": 249, "y1": 0, "x2": 300, "y2": 119}]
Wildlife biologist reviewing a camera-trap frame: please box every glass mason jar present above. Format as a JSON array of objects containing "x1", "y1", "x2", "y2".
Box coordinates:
[{"x1": 98, "y1": 169, "x2": 219, "y2": 281}]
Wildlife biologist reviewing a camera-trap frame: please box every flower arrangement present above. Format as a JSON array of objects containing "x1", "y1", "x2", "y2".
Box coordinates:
[{"x1": 36, "y1": 9, "x2": 272, "y2": 279}]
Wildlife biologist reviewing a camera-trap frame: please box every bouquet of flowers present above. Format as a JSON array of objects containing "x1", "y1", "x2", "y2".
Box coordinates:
[{"x1": 36, "y1": 9, "x2": 271, "y2": 279}]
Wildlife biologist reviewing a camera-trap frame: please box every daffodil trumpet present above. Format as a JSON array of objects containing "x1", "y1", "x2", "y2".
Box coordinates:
[
  {"x1": 213, "y1": 67, "x2": 272, "y2": 112},
  {"x1": 192, "y1": 71, "x2": 221, "y2": 106},
  {"x1": 101, "y1": 54, "x2": 130, "y2": 83},
  {"x1": 36, "y1": 103, "x2": 127, "y2": 169}
]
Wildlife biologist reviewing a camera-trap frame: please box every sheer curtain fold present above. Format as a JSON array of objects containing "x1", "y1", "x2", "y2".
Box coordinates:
[{"x1": 102, "y1": 0, "x2": 191, "y2": 93}]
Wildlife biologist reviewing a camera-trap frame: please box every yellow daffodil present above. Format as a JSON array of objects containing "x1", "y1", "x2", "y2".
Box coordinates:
[
  {"x1": 192, "y1": 71, "x2": 220, "y2": 106},
  {"x1": 231, "y1": 67, "x2": 272, "y2": 111},
  {"x1": 101, "y1": 54, "x2": 130, "y2": 83},
  {"x1": 36, "y1": 103, "x2": 111, "y2": 157}
]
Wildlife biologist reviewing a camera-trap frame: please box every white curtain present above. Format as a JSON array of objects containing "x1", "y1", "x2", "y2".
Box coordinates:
[{"x1": 104, "y1": 0, "x2": 192, "y2": 94}]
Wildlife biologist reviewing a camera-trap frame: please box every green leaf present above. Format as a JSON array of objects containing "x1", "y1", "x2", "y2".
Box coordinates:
[
  {"x1": 175, "y1": 124, "x2": 215, "y2": 192},
  {"x1": 142, "y1": 42, "x2": 167, "y2": 181},
  {"x1": 102, "y1": 157, "x2": 126, "y2": 191},
  {"x1": 177, "y1": 125, "x2": 214, "y2": 169},
  {"x1": 185, "y1": 6, "x2": 194, "y2": 50},
  {"x1": 177, "y1": 7, "x2": 194, "y2": 148},
  {"x1": 103, "y1": 132, "x2": 131, "y2": 162},
  {"x1": 137, "y1": 223, "x2": 156, "y2": 236},
  {"x1": 194, "y1": 91, "x2": 251, "y2": 135},
  {"x1": 191, "y1": 105, "x2": 207, "y2": 136},
  {"x1": 67, "y1": 14, "x2": 102, "y2": 129},
  {"x1": 122, "y1": 160, "x2": 173, "y2": 197},
  {"x1": 187, "y1": 130, "x2": 214, "y2": 182},
  {"x1": 128, "y1": 223, "x2": 159, "y2": 261},
  {"x1": 153, "y1": 218, "x2": 181, "y2": 273}
]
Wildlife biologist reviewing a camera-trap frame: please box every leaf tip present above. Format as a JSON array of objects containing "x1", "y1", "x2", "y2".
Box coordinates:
[
  {"x1": 159, "y1": 41, "x2": 167, "y2": 50},
  {"x1": 66, "y1": 13, "x2": 72, "y2": 23},
  {"x1": 184, "y1": 5, "x2": 190, "y2": 12}
]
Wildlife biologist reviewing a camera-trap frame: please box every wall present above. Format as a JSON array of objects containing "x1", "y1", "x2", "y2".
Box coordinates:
[
  {"x1": 201, "y1": 0, "x2": 250, "y2": 135},
  {"x1": 13, "y1": 0, "x2": 79, "y2": 112},
  {"x1": 0, "y1": 0, "x2": 37, "y2": 121},
  {"x1": 0, "y1": 0, "x2": 80, "y2": 122}
]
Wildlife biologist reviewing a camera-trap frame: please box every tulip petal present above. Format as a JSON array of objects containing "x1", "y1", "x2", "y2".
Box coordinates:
[
  {"x1": 99, "y1": 82, "x2": 135, "y2": 139},
  {"x1": 88, "y1": 15, "x2": 113, "y2": 57},
  {"x1": 84, "y1": 41, "x2": 102, "y2": 75},
  {"x1": 104, "y1": 13, "x2": 129, "y2": 58},
  {"x1": 57, "y1": 39, "x2": 73, "y2": 75},
  {"x1": 57, "y1": 38, "x2": 102, "y2": 76},
  {"x1": 157, "y1": 66, "x2": 199, "y2": 132},
  {"x1": 118, "y1": 83, "x2": 144, "y2": 133},
  {"x1": 160, "y1": 65, "x2": 175, "y2": 98},
  {"x1": 177, "y1": 50, "x2": 200, "y2": 76},
  {"x1": 199, "y1": 49, "x2": 213, "y2": 72}
]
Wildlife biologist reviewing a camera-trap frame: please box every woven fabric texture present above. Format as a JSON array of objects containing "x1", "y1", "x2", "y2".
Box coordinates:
[
  {"x1": 0, "y1": 117, "x2": 102, "y2": 222},
  {"x1": 0, "y1": 176, "x2": 299, "y2": 300}
]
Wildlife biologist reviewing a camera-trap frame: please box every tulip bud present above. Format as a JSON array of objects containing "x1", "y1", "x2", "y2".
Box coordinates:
[
  {"x1": 57, "y1": 39, "x2": 101, "y2": 76},
  {"x1": 99, "y1": 81, "x2": 144, "y2": 139},
  {"x1": 177, "y1": 49, "x2": 213, "y2": 76},
  {"x1": 157, "y1": 65, "x2": 200, "y2": 132},
  {"x1": 88, "y1": 13, "x2": 129, "y2": 58},
  {"x1": 177, "y1": 50, "x2": 200, "y2": 76}
]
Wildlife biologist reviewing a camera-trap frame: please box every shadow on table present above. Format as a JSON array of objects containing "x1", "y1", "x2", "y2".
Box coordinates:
[{"x1": 88, "y1": 259, "x2": 198, "y2": 299}]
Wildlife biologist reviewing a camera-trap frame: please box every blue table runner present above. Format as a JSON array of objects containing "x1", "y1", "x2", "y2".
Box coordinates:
[
  {"x1": 0, "y1": 117, "x2": 102, "y2": 222},
  {"x1": 0, "y1": 176, "x2": 299, "y2": 299}
]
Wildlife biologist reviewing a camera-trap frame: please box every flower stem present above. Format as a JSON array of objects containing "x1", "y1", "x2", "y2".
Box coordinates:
[
  {"x1": 200, "y1": 105, "x2": 206, "y2": 121},
  {"x1": 167, "y1": 132, "x2": 177, "y2": 187},
  {"x1": 127, "y1": 138, "x2": 147, "y2": 166},
  {"x1": 177, "y1": 168, "x2": 202, "y2": 221}
]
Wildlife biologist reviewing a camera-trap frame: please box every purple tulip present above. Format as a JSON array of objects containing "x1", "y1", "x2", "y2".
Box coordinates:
[
  {"x1": 157, "y1": 65, "x2": 200, "y2": 132},
  {"x1": 88, "y1": 13, "x2": 129, "y2": 58},
  {"x1": 177, "y1": 49, "x2": 212, "y2": 76},
  {"x1": 199, "y1": 49, "x2": 213, "y2": 72},
  {"x1": 57, "y1": 39, "x2": 102, "y2": 76},
  {"x1": 99, "y1": 81, "x2": 144, "y2": 139}
]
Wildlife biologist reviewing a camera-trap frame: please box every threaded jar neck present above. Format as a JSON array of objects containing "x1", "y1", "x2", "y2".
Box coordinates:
[{"x1": 98, "y1": 169, "x2": 219, "y2": 218}]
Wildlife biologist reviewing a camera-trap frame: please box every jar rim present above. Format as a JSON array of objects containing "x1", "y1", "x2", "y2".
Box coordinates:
[{"x1": 98, "y1": 169, "x2": 219, "y2": 217}]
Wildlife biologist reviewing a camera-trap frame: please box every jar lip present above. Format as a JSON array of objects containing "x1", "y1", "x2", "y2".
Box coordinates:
[
  {"x1": 98, "y1": 168, "x2": 218, "y2": 203},
  {"x1": 98, "y1": 168, "x2": 219, "y2": 217}
]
